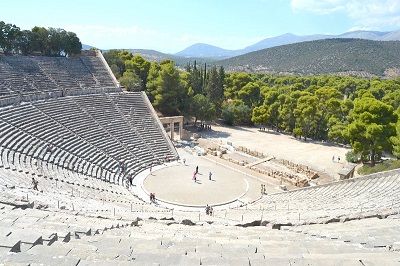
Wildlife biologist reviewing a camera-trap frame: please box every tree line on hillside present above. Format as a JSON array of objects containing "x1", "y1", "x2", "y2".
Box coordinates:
[
  {"x1": 0, "y1": 21, "x2": 82, "y2": 56},
  {"x1": 219, "y1": 38, "x2": 400, "y2": 77},
  {"x1": 104, "y1": 50, "x2": 400, "y2": 166}
]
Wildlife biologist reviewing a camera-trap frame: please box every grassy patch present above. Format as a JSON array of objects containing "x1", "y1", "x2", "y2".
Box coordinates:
[{"x1": 358, "y1": 160, "x2": 400, "y2": 175}]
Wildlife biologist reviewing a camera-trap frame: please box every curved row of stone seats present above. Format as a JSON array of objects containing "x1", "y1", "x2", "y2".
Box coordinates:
[
  {"x1": 0, "y1": 105, "x2": 117, "y2": 180},
  {"x1": 282, "y1": 216, "x2": 400, "y2": 250},
  {"x1": 0, "y1": 56, "x2": 55, "y2": 94},
  {"x1": 72, "y1": 94, "x2": 156, "y2": 173},
  {"x1": 109, "y1": 92, "x2": 177, "y2": 159},
  {"x1": 79, "y1": 56, "x2": 115, "y2": 87},
  {"x1": 0, "y1": 152, "x2": 221, "y2": 225},
  {"x1": 0, "y1": 91, "x2": 177, "y2": 184},
  {"x1": 219, "y1": 170, "x2": 400, "y2": 225},
  {"x1": 2, "y1": 217, "x2": 399, "y2": 265},
  {"x1": 31, "y1": 93, "x2": 133, "y2": 172},
  {"x1": 0, "y1": 55, "x2": 114, "y2": 95},
  {"x1": 0, "y1": 160, "x2": 172, "y2": 221},
  {"x1": 35, "y1": 56, "x2": 98, "y2": 89},
  {"x1": 0, "y1": 121, "x2": 118, "y2": 184}
]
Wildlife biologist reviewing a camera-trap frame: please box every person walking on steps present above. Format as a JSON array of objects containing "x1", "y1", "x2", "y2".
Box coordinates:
[{"x1": 32, "y1": 178, "x2": 39, "y2": 191}]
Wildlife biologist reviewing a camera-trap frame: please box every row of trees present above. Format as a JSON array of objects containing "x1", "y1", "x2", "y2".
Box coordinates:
[
  {"x1": 104, "y1": 50, "x2": 225, "y2": 123},
  {"x1": 233, "y1": 74, "x2": 399, "y2": 166},
  {"x1": 0, "y1": 21, "x2": 81, "y2": 56},
  {"x1": 104, "y1": 50, "x2": 400, "y2": 166}
]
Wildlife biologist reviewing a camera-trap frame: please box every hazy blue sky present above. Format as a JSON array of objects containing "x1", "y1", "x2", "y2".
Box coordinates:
[{"x1": 1, "y1": 0, "x2": 399, "y2": 53}]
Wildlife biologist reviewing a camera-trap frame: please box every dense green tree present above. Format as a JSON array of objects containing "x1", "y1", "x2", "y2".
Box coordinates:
[
  {"x1": 145, "y1": 62, "x2": 161, "y2": 102},
  {"x1": 119, "y1": 71, "x2": 141, "y2": 91},
  {"x1": 218, "y1": 66, "x2": 225, "y2": 97},
  {"x1": 103, "y1": 50, "x2": 132, "y2": 77},
  {"x1": 186, "y1": 61, "x2": 204, "y2": 95},
  {"x1": 0, "y1": 21, "x2": 81, "y2": 56},
  {"x1": 63, "y1": 31, "x2": 81, "y2": 56},
  {"x1": 222, "y1": 101, "x2": 252, "y2": 126},
  {"x1": 224, "y1": 72, "x2": 253, "y2": 99},
  {"x1": 383, "y1": 90, "x2": 400, "y2": 111},
  {"x1": 31, "y1": 26, "x2": 49, "y2": 54},
  {"x1": 345, "y1": 97, "x2": 397, "y2": 166},
  {"x1": 48, "y1": 28, "x2": 64, "y2": 56},
  {"x1": 205, "y1": 66, "x2": 224, "y2": 106},
  {"x1": 391, "y1": 109, "x2": 400, "y2": 159},
  {"x1": 327, "y1": 99, "x2": 353, "y2": 143},
  {"x1": 125, "y1": 55, "x2": 151, "y2": 90},
  {"x1": 314, "y1": 87, "x2": 342, "y2": 140},
  {"x1": 237, "y1": 82, "x2": 261, "y2": 108},
  {"x1": 251, "y1": 104, "x2": 269, "y2": 126},
  {"x1": 294, "y1": 94, "x2": 319, "y2": 140},
  {"x1": 16, "y1": 30, "x2": 33, "y2": 55},
  {"x1": 251, "y1": 87, "x2": 280, "y2": 130},
  {"x1": 190, "y1": 94, "x2": 215, "y2": 125},
  {"x1": 147, "y1": 61, "x2": 186, "y2": 115},
  {"x1": 0, "y1": 22, "x2": 21, "y2": 53}
]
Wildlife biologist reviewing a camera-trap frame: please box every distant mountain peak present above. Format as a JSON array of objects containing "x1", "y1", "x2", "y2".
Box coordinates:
[
  {"x1": 281, "y1": 33, "x2": 297, "y2": 37},
  {"x1": 175, "y1": 43, "x2": 237, "y2": 59}
]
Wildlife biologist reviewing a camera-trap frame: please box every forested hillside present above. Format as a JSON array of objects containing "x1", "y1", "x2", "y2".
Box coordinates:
[{"x1": 218, "y1": 39, "x2": 400, "y2": 77}]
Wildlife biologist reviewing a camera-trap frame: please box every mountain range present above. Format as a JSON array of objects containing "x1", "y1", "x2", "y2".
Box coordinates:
[
  {"x1": 175, "y1": 30, "x2": 400, "y2": 59},
  {"x1": 83, "y1": 30, "x2": 400, "y2": 76},
  {"x1": 84, "y1": 30, "x2": 400, "y2": 62}
]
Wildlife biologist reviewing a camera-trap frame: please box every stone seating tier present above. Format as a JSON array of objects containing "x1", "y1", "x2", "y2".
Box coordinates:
[
  {"x1": 0, "y1": 91, "x2": 177, "y2": 184},
  {"x1": 0, "y1": 54, "x2": 121, "y2": 107}
]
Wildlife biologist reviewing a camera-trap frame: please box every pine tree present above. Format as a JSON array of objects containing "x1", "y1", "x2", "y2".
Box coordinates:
[
  {"x1": 205, "y1": 66, "x2": 224, "y2": 114},
  {"x1": 218, "y1": 66, "x2": 225, "y2": 96}
]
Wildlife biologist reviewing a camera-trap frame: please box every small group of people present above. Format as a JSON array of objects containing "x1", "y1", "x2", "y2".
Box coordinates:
[
  {"x1": 260, "y1": 184, "x2": 267, "y2": 195},
  {"x1": 150, "y1": 192, "x2": 156, "y2": 202},
  {"x1": 198, "y1": 124, "x2": 212, "y2": 131},
  {"x1": 205, "y1": 204, "x2": 213, "y2": 215},
  {"x1": 192, "y1": 165, "x2": 213, "y2": 182},
  {"x1": 332, "y1": 155, "x2": 341, "y2": 163},
  {"x1": 116, "y1": 161, "x2": 127, "y2": 174}
]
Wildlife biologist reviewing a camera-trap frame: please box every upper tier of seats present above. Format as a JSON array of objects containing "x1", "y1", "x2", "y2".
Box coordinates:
[
  {"x1": 0, "y1": 53, "x2": 120, "y2": 107},
  {"x1": 0, "y1": 53, "x2": 177, "y2": 182}
]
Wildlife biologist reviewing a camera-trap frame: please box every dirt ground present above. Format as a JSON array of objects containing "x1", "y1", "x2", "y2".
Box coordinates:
[
  {"x1": 199, "y1": 125, "x2": 351, "y2": 180},
  {"x1": 143, "y1": 148, "x2": 264, "y2": 206}
]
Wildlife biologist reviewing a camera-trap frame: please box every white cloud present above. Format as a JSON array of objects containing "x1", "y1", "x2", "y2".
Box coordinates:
[
  {"x1": 291, "y1": 0, "x2": 400, "y2": 30},
  {"x1": 291, "y1": 0, "x2": 345, "y2": 14}
]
